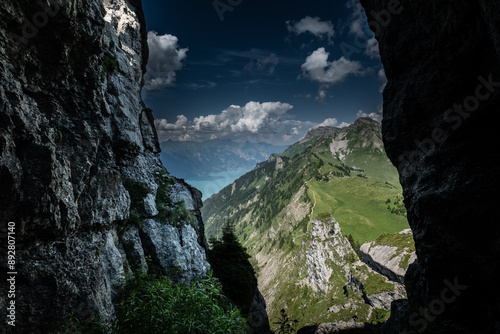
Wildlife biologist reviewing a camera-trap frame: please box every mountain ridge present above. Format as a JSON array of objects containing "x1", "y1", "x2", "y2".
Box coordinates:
[
  {"x1": 159, "y1": 138, "x2": 287, "y2": 199},
  {"x1": 203, "y1": 117, "x2": 411, "y2": 330}
]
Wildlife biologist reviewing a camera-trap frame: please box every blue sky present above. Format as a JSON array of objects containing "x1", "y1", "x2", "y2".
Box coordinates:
[{"x1": 142, "y1": 0, "x2": 386, "y2": 145}]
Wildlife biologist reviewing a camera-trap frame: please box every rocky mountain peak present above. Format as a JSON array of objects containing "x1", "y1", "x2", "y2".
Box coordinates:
[{"x1": 302, "y1": 125, "x2": 342, "y2": 142}]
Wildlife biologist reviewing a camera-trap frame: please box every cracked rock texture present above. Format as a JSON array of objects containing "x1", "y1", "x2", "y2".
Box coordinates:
[
  {"x1": 360, "y1": 0, "x2": 500, "y2": 332},
  {"x1": 0, "y1": 0, "x2": 210, "y2": 332}
]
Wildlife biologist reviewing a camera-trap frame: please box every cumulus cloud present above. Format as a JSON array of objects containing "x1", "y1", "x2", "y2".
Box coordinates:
[
  {"x1": 356, "y1": 105, "x2": 383, "y2": 123},
  {"x1": 144, "y1": 31, "x2": 188, "y2": 91},
  {"x1": 287, "y1": 16, "x2": 335, "y2": 42},
  {"x1": 155, "y1": 102, "x2": 320, "y2": 144},
  {"x1": 301, "y1": 47, "x2": 365, "y2": 85},
  {"x1": 317, "y1": 118, "x2": 338, "y2": 127}
]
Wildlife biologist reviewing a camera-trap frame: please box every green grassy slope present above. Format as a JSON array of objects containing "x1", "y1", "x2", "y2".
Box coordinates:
[{"x1": 202, "y1": 118, "x2": 411, "y2": 329}]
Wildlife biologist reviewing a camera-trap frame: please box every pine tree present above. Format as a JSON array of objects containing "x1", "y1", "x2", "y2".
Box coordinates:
[{"x1": 208, "y1": 221, "x2": 257, "y2": 316}]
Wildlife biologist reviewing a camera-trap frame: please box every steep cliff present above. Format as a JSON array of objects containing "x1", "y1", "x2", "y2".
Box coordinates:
[
  {"x1": 360, "y1": 229, "x2": 417, "y2": 284},
  {"x1": 0, "y1": 1, "x2": 210, "y2": 332},
  {"x1": 360, "y1": 0, "x2": 500, "y2": 332}
]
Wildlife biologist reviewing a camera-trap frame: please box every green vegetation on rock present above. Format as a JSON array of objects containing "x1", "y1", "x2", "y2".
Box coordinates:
[
  {"x1": 114, "y1": 270, "x2": 247, "y2": 334},
  {"x1": 372, "y1": 231, "x2": 415, "y2": 253},
  {"x1": 123, "y1": 171, "x2": 197, "y2": 228},
  {"x1": 123, "y1": 179, "x2": 150, "y2": 227}
]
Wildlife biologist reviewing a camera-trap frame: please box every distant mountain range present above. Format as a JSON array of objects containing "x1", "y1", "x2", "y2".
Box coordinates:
[
  {"x1": 159, "y1": 139, "x2": 286, "y2": 199},
  {"x1": 202, "y1": 118, "x2": 412, "y2": 330}
]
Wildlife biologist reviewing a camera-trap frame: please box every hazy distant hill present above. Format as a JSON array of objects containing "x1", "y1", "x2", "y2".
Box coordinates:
[
  {"x1": 203, "y1": 118, "x2": 412, "y2": 330},
  {"x1": 159, "y1": 139, "x2": 286, "y2": 199}
]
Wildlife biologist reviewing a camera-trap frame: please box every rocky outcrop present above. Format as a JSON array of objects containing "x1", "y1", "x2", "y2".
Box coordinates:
[
  {"x1": 360, "y1": 0, "x2": 500, "y2": 332},
  {"x1": 360, "y1": 229, "x2": 417, "y2": 283},
  {"x1": 306, "y1": 219, "x2": 353, "y2": 293},
  {"x1": 302, "y1": 126, "x2": 342, "y2": 142},
  {"x1": 0, "y1": 0, "x2": 209, "y2": 332}
]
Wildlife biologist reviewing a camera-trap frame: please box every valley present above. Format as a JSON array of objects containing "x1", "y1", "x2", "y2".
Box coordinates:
[
  {"x1": 160, "y1": 139, "x2": 287, "y2": 199},
  {"x1": 202, "y1": 117, "x2": 415, "y2": 330}
]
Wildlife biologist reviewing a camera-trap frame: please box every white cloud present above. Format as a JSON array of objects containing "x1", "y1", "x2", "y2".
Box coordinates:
[
  {"x1": 301, "y1": 47, "x2": 365, "y2": 85},
  {"x1": 365, "y1": 36, "x2": 380, "y2": 58},
  {"x1": 317, "y1": 118, "x2": 338, "y2": 127},
  {"x1": 154, "y1": 102, "x2": 320, "y2": 144},
  {"x1": 287, "y1": 16, "x2": 335, "y2": 42},
  {"x1": 378, "y1": 68, "x2": 387, "y2": 93},
  {"x1": 357, "y1": 105, "x2": 383, "y2": 123},
  {"x1": 144, "y1": 31, "x2": 188, "y2": 91}
]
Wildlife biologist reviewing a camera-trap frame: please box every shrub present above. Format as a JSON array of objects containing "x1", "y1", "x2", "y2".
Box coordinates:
[
  {"x1": 154, "y1": 170, "x2": 174, "y2": 222},
  {"x1": 273, "y1": 309, "x2": 298, "y2": 334},
  {"x1": 169, "y1": 200, "x2": 197, "y2": 228},
  {"x1": 114, "y1": 270, "x2": 247, "y2": 334}
]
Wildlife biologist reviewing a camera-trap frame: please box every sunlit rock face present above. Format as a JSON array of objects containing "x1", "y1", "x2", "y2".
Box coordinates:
[
  {"x1": 0, "y1": 0, "x2": 209, "y2": 332},
  {"x1": 360, "y1": 0, "x2": 500, "y2": 332}
]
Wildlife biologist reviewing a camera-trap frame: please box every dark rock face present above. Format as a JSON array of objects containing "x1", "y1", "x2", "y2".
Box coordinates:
[
  {"x1": 360, "y1": 0, "x2": 500, "y2": 332},
  {"x1": 0, "y1": 0, "x2": 212, "y2": 332},
  {"x1": 248, "y1": 288, "x2": 272, "y2": 334}
]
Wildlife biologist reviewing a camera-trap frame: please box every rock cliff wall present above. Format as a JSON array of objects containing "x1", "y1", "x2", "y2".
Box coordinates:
[
  {"x1": 360, "y1": 0, "x2": 500, "y2": 332},
  {"x1": 0, "y1": 1, "x2": 210, "y2": 332}
]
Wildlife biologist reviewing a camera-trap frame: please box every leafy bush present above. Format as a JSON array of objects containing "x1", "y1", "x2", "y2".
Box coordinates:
[
  {"x1": 169, "y1": 200, "x2": 197, "y2": 228},
  {"x1": 273, "y1": 309, "x2": 298, "y2": 334},
  {"x1": 114, "y1": 270, "x2": 247, "y2": 334},
  {"x1": 59, "y1": 310, "x2": 109, "y2": 334},
  {"x1": 154, "y1": 170, "x2": 175, "y2": 222}
]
